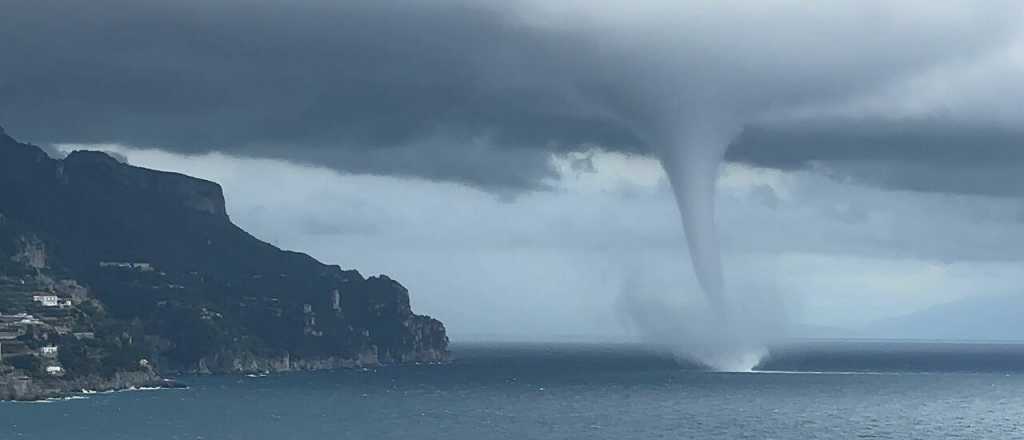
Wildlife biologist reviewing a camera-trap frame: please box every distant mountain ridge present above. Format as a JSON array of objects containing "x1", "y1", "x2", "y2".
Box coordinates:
[
  {"x1": 866, "y1": 293, "x2": 1024, "y2": 342},
  {"x1": 0, "y1": 126, "x2": 447, "y2": 399}
]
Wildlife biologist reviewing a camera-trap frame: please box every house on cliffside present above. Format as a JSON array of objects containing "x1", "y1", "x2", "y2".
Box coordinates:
[{"x1": 32, "y1": 295, "x2": 58, "y2": 307}]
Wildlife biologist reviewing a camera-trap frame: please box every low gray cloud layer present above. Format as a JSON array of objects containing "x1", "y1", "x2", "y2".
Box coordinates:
[
  {"x1": 727, "y1": 119, "x2": 1024, "y2": 196},
  {"x1": 2, "y1": 1, "x2": 1022, "y2": 192}
]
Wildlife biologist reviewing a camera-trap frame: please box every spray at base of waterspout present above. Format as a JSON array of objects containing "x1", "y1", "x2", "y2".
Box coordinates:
[
  {"x1": 696, "y1": 347, "x2": 767, "y2": 373},
  {"x1": 668, "y1": 312, "x2": 768, "y2": 372}
]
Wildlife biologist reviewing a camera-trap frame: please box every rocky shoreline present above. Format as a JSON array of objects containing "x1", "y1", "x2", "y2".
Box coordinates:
[
  {"x1": 188, "y1": 347, "x2": 449, "y2": 375},
  {"x1": 2, "y1": 347, "x2": 449, "y2": 401},
  {"x1": 0, "y1": 370, "x2": 181, "y2": 402}
]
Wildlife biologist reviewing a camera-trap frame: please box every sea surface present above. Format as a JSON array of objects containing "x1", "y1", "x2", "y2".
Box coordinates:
[{"x1": 5, "y1": 341, "x2": 1024, "y2": 439}]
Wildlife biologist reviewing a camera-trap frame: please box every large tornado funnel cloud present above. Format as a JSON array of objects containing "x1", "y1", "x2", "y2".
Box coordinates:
[
  {"x1": 623, "y1": 119, "x2": 767, "y2": 372},
  {"x1": 658, "y1": 121, "x2": 737, "y2": 313}
]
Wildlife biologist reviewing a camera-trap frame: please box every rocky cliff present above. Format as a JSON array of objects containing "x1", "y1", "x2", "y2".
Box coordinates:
[
  {"x1": 0, "y1": 126, "x2": 448, "y2": 398},
  {"x1": 0, "y1": 369, "x2": 176, "y2": 402}
]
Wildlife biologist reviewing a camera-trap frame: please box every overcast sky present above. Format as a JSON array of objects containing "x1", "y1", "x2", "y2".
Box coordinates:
[{"x1": 5, "y1": 1, "x2": 1024, "y2": 343}]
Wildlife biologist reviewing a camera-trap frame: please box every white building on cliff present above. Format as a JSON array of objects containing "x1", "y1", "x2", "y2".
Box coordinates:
[{"x1": 32, "y1": 295, "x2": 59, "y2": 307}]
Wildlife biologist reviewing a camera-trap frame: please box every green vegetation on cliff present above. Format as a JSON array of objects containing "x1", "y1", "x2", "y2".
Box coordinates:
[{"x1": 0, "y1": 126, "x2": 448, "y2": 387}]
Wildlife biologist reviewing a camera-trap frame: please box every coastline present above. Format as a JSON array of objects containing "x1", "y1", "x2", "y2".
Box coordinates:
[
  {"x1": 0, "y1": 370, "x2": 181, "y2": 402},
  {"x1": 184, "y1": 346, "x2": 449, "y2": 375},
  {"x1": 1, "y1": 347, "x2": 449, "y2": 402}
]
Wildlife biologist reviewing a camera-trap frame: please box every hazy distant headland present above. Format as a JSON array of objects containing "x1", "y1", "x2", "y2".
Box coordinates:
[{"x1": 0, "y1": 126, "x2": 448, "y2": 400}]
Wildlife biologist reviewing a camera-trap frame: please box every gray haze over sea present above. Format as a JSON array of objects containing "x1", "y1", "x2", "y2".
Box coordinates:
[{"x1": 5, "y1": 342, "x2": 1024, "y2": 440}]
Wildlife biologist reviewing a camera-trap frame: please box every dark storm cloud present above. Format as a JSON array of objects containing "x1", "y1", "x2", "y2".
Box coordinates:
[
  {"x1": 727, "y1": 119, "x2": 1024, "y2": 196},
  {"x1": 1, "y1": 0, "x2": 1020, "y2": 191},
  {"x1": 0, "y1": 0, "x2": 642, "y2": 188}
]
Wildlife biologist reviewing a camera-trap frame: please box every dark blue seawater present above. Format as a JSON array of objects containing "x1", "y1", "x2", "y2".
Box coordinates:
[{"x1": 5, "y1": 342, "x2": 1024, "y2": 439}]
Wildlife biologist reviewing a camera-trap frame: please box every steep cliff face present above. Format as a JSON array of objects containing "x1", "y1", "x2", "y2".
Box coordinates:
[
  {"x1": 61, "y1": 149, "x2": 229, "y2": 217},
  {"x1": 0, "y1": 127, "x2": 448, "y2": 387}
]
